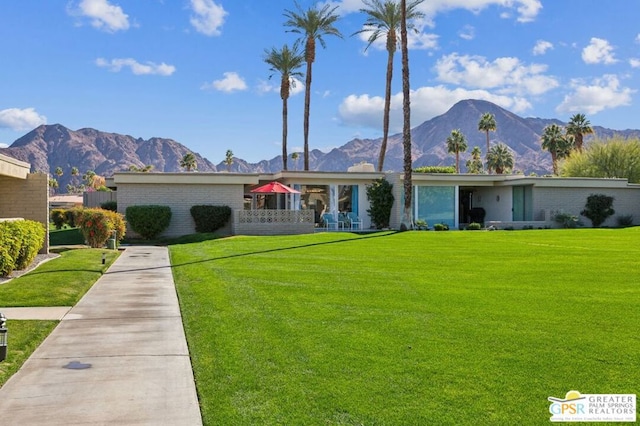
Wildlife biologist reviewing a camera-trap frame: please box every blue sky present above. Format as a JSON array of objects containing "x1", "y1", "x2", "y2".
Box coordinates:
[{"x1": 1, "y1": 1, "x2": 639, "y2": 164}]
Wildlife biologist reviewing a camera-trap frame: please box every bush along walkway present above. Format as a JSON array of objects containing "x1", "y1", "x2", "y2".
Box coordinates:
[{"x1": 0, "y1": 246, "x2": 202, "y2": 425}]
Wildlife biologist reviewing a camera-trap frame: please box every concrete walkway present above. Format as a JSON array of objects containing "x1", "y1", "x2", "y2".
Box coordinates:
[{"x1": 0, "y1": 246, "x2": 203, "y2": 425}]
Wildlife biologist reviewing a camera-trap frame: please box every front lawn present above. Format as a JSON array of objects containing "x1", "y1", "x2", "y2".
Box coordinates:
[
  {"x1": 170, "y1": 229, "x2": 640, "y2": 425},
  {"x1": 0, "y1": 248, "x2": 120, "y2": 387}
]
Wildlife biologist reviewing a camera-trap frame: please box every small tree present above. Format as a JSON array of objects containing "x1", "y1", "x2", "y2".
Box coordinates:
[
  {"x1": 581, "y1": 194, "x2": 615, "y2": 227},
  {"x1": 180, "y1": 153, "x2": 197, "y2": 172},
  {"x1": 466, "y1": 146, "x2": 484, "y2": 174},
  {"x1": 224, "y1": 149, "x2": 234, "y2": 172},
  {"x1": 366, "y1": 177, "x2": 394, "y2": 229}
]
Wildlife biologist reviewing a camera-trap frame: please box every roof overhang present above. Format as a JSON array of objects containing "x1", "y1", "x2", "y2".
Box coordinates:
[
  {"x1": 112, "y1": 172, "x2": 261, "y2": 185},
  {"x1": 0, "y1": 153, "x2": 30, "y2": 179}
]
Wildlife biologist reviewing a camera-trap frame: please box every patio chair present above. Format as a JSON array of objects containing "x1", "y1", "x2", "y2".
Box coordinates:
[
  {"x1": 322, "y1": 213, "x2": 340, "y2": 231},
  {"x1": 347, "y1": 212, "x2": 362, "y2": 231}
]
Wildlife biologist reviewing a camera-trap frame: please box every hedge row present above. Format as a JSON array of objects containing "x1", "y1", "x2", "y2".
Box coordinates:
[
  {"x1": 0, "y1": 220, "x2": 46, "y2": 277},
  {"x1": 190, "y1": 205, "x2": 231, "y2": 233}
]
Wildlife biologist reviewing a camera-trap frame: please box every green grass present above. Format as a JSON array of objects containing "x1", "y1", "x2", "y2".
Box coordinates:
[
  {"x1": 170, "y1": 228, "x2": 640, "y2": 425},
  {"x1": 0, "y1": 248, "x2": 119, "y2": 306},
  {"x1": 0, "y1": 321, "x2": 57, "y2": 387},
  {"x1": 49, "y1": 226, "x2": 84, "y2": 246}
]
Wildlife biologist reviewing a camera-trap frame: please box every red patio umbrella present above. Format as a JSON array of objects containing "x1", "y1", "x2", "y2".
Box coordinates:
[{"x1": 250, "y1": 181, "x2": 300, "y2": 194}]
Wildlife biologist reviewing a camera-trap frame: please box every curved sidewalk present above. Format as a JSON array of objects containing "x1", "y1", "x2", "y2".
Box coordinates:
[{"x1": 0, "y1": 246, "x2": 203, "y2": 425}]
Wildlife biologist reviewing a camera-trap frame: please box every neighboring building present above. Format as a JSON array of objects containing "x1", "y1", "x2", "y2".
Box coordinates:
[
  {"x1": 0, "y1": 153, "x2": 49, "y2": 253},
  {"x1": 110, "y1": 169, "x2": 640, "y2": 238}
]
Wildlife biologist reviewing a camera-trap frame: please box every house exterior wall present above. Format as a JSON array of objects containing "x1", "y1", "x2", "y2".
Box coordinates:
[
  {"x1": 0, "y1": 173, "x2": 49, "y2": 252},
  {"x1": 533, "y1": 186, "x2": 640, "y2": 227},
  {"x1": 473, "y1": 186, "x2": 513, "y2": 222},
  {"x1": 84, "y1": 191, "x2": 117, "y2": 208},
  {"x1": 117, "y1": 182, "x2": 244, "y2": 237}
]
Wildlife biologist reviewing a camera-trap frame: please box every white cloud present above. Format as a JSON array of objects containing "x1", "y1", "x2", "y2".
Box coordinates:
[
  {"x1": 335, "y1": 0, "x2": 542, "y2": 22},
  {"x1": 70, "y1": 0, "x2": 130, "y2": 32},
  {"x1": 556, "y1": 75, "x2": 634, "y2": 115},
  {"x1": 0, "y1": 142, "x2": 8, "y2": 148},
  {"x1": 95, "y1": 58, "x2": 176, "y2": 76},
  {"x1": 202, "y1": 72, "x2": 247, "y2": 93},
  {"x1": 355, "y1": 23, "x2": 438, "y2": 51},
  {"x1": 635, "y1": 34, "x2": 640, "y2": 44},
  {"x1": 630, "y1": 58, "x2": 640, "y2": 68},
  {"x1": 459, "y1": 25, "x2": 475, "y2": 41},
  {"x1": 582, "y1": 37, "x2": 617, "y2": 65},
  {"x1": 532, "y1": 40, "x2": 553, "y2": 55},
  {"x1": 0, "y1": 108, "x2": 47, "y2": 131},
  {"x1": 338, "y1": 86, "x2": 531, "y2": 132},
  {"x1": 434, "y1": 53, "x2": 558, "y2": 95},
  {"x1": 190, "y1": 0, "x2": 227, "y2": 36}
]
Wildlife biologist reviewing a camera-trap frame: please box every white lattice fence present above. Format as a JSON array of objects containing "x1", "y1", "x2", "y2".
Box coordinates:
[{"x1": 234, "y1": 210, "x2": 315, "y2": 235}]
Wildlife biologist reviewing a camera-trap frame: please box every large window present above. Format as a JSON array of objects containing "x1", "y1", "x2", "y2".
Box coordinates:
[{"x1": 415, "y1": 186, "x2": 456, "y2": 228}]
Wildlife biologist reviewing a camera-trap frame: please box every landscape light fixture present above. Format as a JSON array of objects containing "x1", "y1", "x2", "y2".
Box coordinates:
[{"x1": 0, "y1": 312, "x2": 7, "y2": 362}]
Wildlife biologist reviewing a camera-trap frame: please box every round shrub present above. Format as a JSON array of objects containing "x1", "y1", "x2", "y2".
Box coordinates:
[
  {"x1": 190, "y1": 205, "x2": 232, "y2": 233},
  {"x1": 51, "y1": 209, "x2": 67, "y2": 230},
  {"x1": 466, "y1": 222, "x2": 482, "y2": 230},
  {"x1": 126, "y1": 205, "x2": 172, "y2": 240},
  {"x1": 76, "y1": 208, "x2": 125, "y2": 248},
  {"x1": 434, "y1": 223, "x2": 449, "y2": 231}
]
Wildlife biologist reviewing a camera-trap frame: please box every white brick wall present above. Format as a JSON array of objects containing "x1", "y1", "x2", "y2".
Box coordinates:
[
  {"x1": 118, "y1": 183, "x2": 244, "y2": 238},
  {"x1": 0, "y1": 173, "x2": 49, "y2": 252}
]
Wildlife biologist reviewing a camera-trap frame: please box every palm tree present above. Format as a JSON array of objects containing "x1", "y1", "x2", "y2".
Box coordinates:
[
  {"x1": 541, "y1": 124, "x2": 573, "y2": 175},
  {"x1": 478, "y1": 112, "x2": 497, "y2": 172},
  {"x1": 446, "y1": 129, "x2": 468, "y2": 173},
  {"x1": 54, "y1": 166, "x2": 63, "y2": 178},
  {"x1": 284, "y1": 2, "x2": 342, "y2": 171},
  {"x1": 224, "y1": 149, "x2": 234, "y2": 172},
  {"x1": 264, "y1": 42, "x2": 305, "y2": 171},
  {"x1": 354, "y1": 0, "x2": 424, "y2": 172},
  {"x1": 291, "y1": 152, "x2": 300, "y2": 170},
  {"x1": 400, "y1": 0, "x2": 413, "y2": 229},
  {"x1": 180, "y1": 152, "x2": 197, "y2": 172},
  {"x1": 466, "y1": 146, "x2": 484, "y2": 174},
  {"x1": 486, "y1": 143, "x2": 514, "y2": 174},
  {"x1": 566, "y1": 113, "x2": 593, "y2": 153}
]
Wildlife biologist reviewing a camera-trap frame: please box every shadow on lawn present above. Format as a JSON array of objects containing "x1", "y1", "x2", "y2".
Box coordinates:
[{"x1": 107, "y1": 231, "x2": 399, "y2": 275}]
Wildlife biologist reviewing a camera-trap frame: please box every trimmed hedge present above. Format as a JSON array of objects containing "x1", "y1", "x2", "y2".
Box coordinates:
[
  {"x1": 100, "y1": 200, "x2": 118, "y2": 211},
  {"x1": 413, "y1": 166, "x2": 456, "y2": 174},
  {"x1": 190, "y1": 205, "x2": 232, "y2": 233},
  {"x1": 0, "y1": 220, "x2": 46, "y2": 276},
  {"x1": 126, "y1": 205, "x2": 172, "y2": 240}
]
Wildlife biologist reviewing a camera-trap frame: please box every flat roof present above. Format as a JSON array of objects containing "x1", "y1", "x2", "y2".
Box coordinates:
[{"x1": 0, "y1": 153, "x2": 30, "y2": 179}]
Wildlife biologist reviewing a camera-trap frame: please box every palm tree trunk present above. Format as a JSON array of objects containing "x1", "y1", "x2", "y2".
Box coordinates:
[
  {"x1": 378, "y1": 49, "x2": 394, "y2": 172},
  {"x1": 303, "y1": 60, "x2": 312, "y2": 171},
  {"x1": 400, "y1": 0, "x2": 413, "y2": 230},
  {"x1": 551, "y1": 152, "x2": 558, "y2": 175},
  {"x1": 282, "y1": 96, "x2": 288, "y2": 171},
  {"x1": 456, "y1": 151, "x2": 460, "y2": 173},
  {"x1": 485, "y1": 130, "x2": 491, "y2": 174}
]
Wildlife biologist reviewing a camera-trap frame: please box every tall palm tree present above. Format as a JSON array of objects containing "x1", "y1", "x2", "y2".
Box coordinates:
[
  {"x1": 284, "y1": 2, "x2": 342, "y2": 171},
  {"x1": 180, "y1": 152, "x2": 197, "y2": 172},
  {"x1": 54, "y1": 166, "x2": 63, "y2": 178},
  {"x1": 400, "y1": 0, "x2": 413, "y2": 229},
  {"x1": 264, "y1": 42, "x2": 305, "y2": 171},
  {"x1": 466, "y1": 146, "x2": 484, "y2": 174},
  {"x1": 486, "y1": 143, "x2": 514, "y2": 174},
  {"x1": 478, "y1": 112, "x2": 497, "y2": 171},
  {"x1": 541, "y1": 124, "x2": 573, "y2": 175},
  {"x1": 354, "y1": 0, "x2": 424, "y2": 172},
  {"x1": 566, "y1": 113, "x2": 593, "y2": 153},
  {"x1": 446, "y1": 129, "x2": 468, "y2": 173}
]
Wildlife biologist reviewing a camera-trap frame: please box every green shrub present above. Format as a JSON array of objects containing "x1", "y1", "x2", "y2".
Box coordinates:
[
  {"x1": 413, "y1": 166, "x2": 456, "y2": 174},
  {"x1": 190, "y1": 205, "x2": 232, "y2": 233},
  {"x1": 100, "y1": 200, "x2": 118, "y2": 211},
  {"x1": 76, "y1": 208, "x2": 127, "y2": 248},
  {"x1": 0, "y1": 220, "x2": 45, "y2": 276},
  {"x1": 51, "y1": 209, "x2": 67, "y2": 230},
  {"x1": 65, "y1": 208, "x2": 81, "y2": 228},
  {"x1": 434, "y1": 223, "x2": 449, "y2": 231},
  {"x1": 126, "y1": 205, "x2": 172, "y2": 240},
  {"x1": 366, "y1": 178, "x2": 394, "y2": 229},
  {"x1": 581, "y1": 194, "x2": 615, "y2": 227},
  {"x1": 466, "y1": 222, "x2": 482, "y2": 230},
  {"x1": 554, "y1": 212, "x2": 581, "y2": 228},
  {"x1": 415, "y1": 219, "x2": 428, "y2": 230},
  {"x1": 616, "y1": 215, "x2": 633, "y2": 227}
]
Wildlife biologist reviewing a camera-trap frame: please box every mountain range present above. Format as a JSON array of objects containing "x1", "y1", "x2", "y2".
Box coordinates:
[{"x1": 2, "y1": 99, "x2": 639, "y2": 190}]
